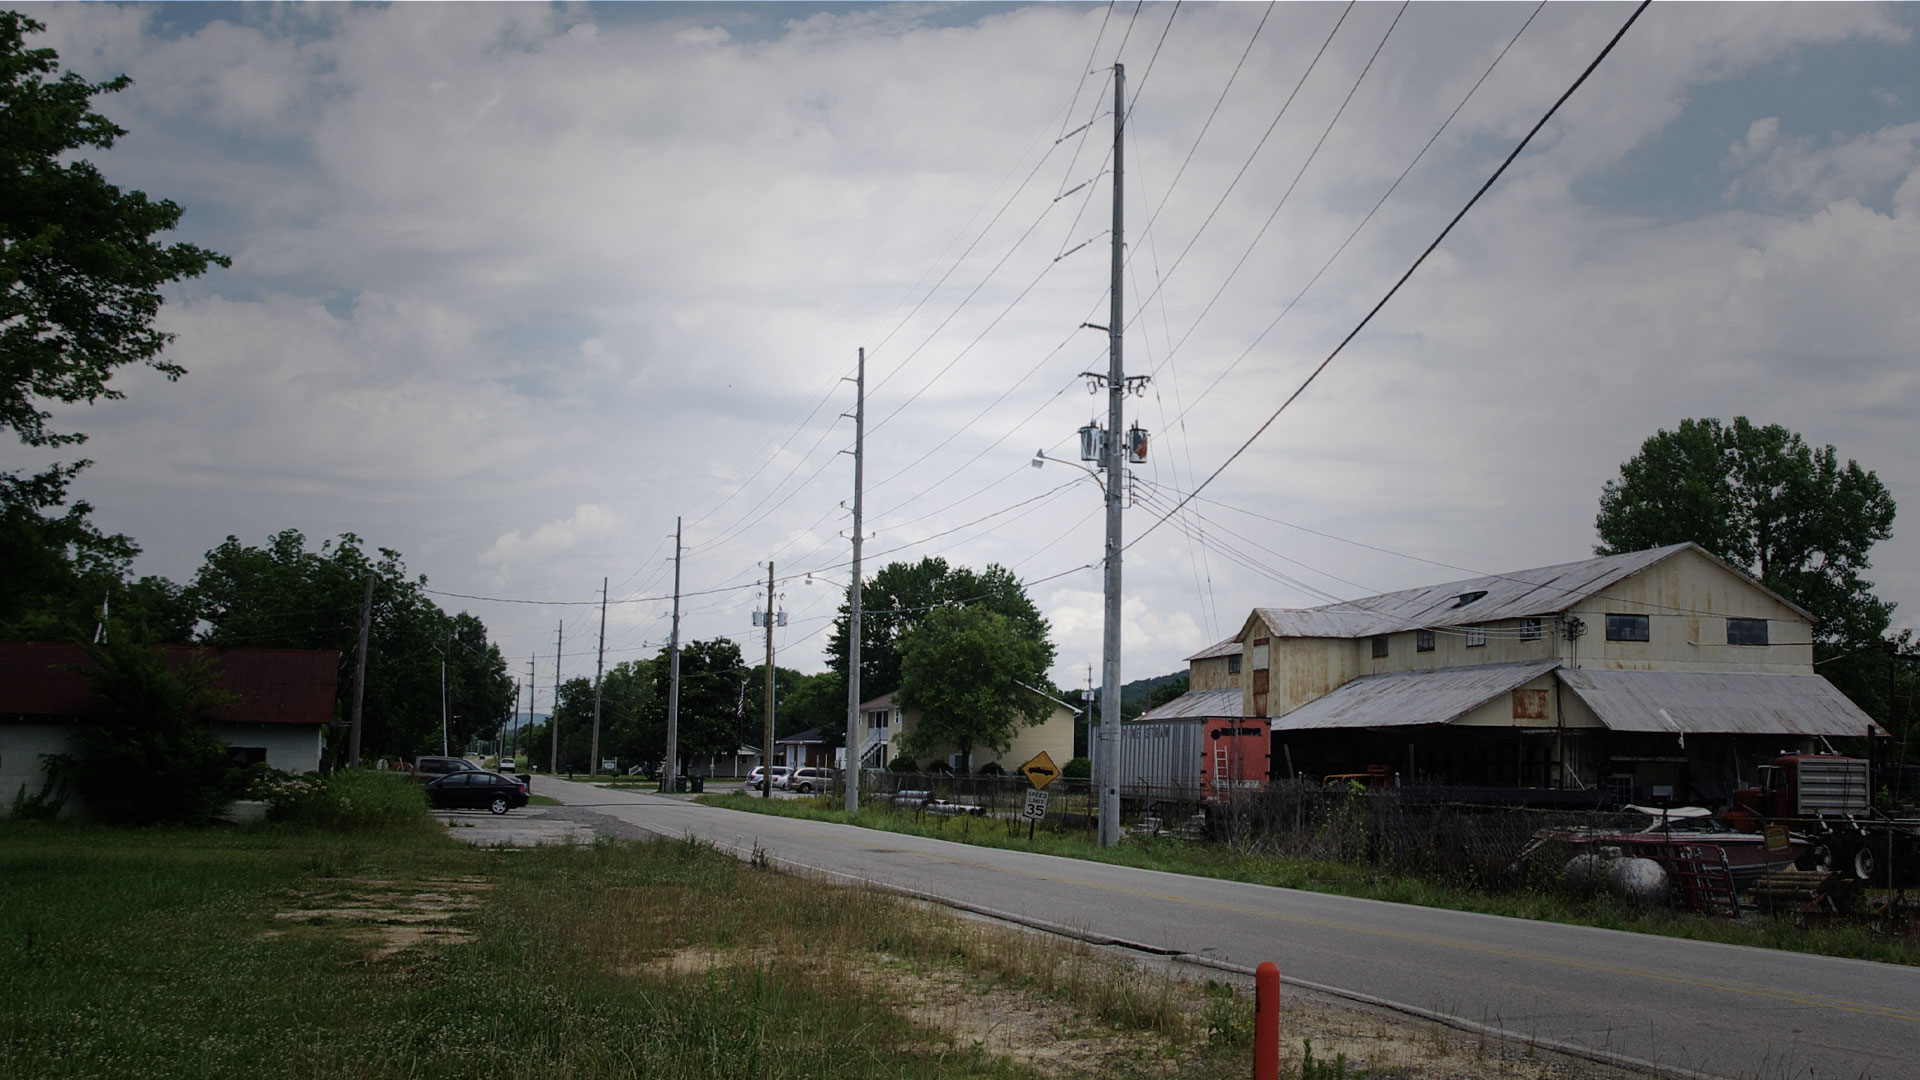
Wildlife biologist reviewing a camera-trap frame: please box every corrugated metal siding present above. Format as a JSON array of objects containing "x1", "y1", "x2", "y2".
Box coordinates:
[
  {"x1": 1117, "y1": 719, "x2": 1203, "y2": 798},
  {"x1": 1136, "y1": 688, "x2": 1245, "y2": 721},
  {"x1": 1557, "y1": 668, "x2": 1885, "y2": 738},
  {"x1": 1269, "y1": 660, "x2": 1562, "y2": 731},
  {"x1": 1254, "y1": 545, "x2": 1692, "y2": 640}
]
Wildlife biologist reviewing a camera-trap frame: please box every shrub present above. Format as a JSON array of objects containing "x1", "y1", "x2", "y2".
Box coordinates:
[
  {"x1": 977, "y1": 762, "x2": 1004, "y2": 776},
  {"x1": 253, "y1": 768, "x2": 427, "y2": 831},
  {"x1": 886, "y1": 756, "x2": 918, "y2": 773},
  {"x1": 1062, "y1": 756, "x2": 1091, "y2": 779},
  {"x1": 46, "y1": 642, "x2": 234, "y2": 824}
]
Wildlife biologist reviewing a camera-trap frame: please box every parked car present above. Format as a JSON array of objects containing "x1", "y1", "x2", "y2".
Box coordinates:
[
  {"x1": 498, "y1": 757, "x2": 517, "y2": 772},
  {"x1": 788, "y1": 767, "x2": 835, "y2": 794},
  {"x1": 425, "y1": 771, "x2": 530, "y2": 815},
  {"x1": 412, "y1": 755, "x2": 481, "y2": 780},
  {"x1": 748, "y1": 765, "x2": 792, "y2": 792}
]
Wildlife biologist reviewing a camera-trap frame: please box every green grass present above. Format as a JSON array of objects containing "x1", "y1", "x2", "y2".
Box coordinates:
[
  {"x1": 697, "y1": 792, "x2": 1920, "y2": 967},
  {"x1": 0, "y1": 820, "x2": 1264, "y2": 1080}
]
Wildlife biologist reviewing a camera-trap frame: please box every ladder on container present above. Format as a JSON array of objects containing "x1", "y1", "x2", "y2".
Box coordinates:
[{"x1": 1661, "y1": 843, "x2": 1743, "y2": 918}]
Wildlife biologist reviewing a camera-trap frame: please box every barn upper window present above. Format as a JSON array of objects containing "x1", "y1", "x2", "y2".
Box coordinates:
[
  {"x1": 1606, "y1": 614, "x2": 1650, "y2": 642},
  {"x1": 1726, "y1": 618, "x2": 1769, "y2": 646}
]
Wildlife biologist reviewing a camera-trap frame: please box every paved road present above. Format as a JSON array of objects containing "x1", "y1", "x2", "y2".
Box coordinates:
[{"x1": 533, "y1": 778, "x2": 1920, "y2": 1080}]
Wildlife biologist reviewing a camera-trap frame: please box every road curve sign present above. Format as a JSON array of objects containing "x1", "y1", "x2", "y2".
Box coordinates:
[{"x1": 1020, "y1": 750, "x2": 1060, "y2": 790}]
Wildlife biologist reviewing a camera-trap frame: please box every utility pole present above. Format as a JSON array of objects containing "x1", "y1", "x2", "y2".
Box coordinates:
[
  {"x1": 552, "y1": 620, "x2": 563, "y2": 771},
  {"x1": 764, "y1": 562, "x2": 776, "y2": 799},
  {"x1": 440, "y1": 625, "x2": 451, "y2": 756},
  {"x1": 1097, "y1": 63, "x2": 1126, "y2": 848},
  {"x1": 663, "y1": 517, "x2": 683, "y2": 790},
  {"x1": 844, "y1": 347, "x2": 866, "y2": 814},
  {"x1": 524, "y1": 655, "x2": 535, "y2": 763},
  {"x1": 348, "y1": 573, "x2": 373, "y2": 767},
  {"x1": 589, "y1": 578, "x2": 606, "y2": 775}
]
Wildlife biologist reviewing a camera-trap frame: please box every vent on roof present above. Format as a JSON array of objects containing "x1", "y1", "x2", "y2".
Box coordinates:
[{"x1": 1452, "y1": 590, "x2": 1488, "y2": 608}]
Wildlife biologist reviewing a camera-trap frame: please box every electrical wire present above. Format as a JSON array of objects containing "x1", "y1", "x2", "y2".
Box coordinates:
[{"x1": 1131, "y1": 0, "x2": 1653, "y2": 553}]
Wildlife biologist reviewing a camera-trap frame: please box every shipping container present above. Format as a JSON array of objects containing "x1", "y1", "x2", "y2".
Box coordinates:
[{"x1": 1117, "y1": 718, "x2": 1270, "y2": 802}]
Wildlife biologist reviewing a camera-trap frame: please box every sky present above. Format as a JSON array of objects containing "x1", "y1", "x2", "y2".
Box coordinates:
[{"x1": 8, "y1": 1, "x2": 1919, "y2": 713}]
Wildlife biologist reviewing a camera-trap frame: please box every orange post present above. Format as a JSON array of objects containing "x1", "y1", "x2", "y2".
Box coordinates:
[{"x1": 1254, "y1": 961, "x2": 1280, "y2": 1080}]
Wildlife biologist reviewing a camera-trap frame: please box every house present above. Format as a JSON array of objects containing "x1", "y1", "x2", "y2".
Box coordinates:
[
  {"x1": 853, "y1": 690, "x2": 1077, "y2": 774},
  {"x1": 0, "y1": 642, "x2": 340, "y2": 810},
  {"x1": 775, "y1": 727, "x2": 830, "y2": 770},
  {"x1": 690, "y1": 746, "x2": 762, "y2": 778},
  {"x1": 1230, "y1": 543, "x2": 1881, "y2": 805}
]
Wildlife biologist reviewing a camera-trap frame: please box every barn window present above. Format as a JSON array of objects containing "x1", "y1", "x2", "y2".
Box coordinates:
[
  {"x1": 1371, "y1": 635, "x2": 1388, "y2": 659},
  {"x1": 1464, "y1": 627, "x2": 1486, "y2": 648},
  {"x1": 1416, "y1": 629, "x2": 1435, "y2": 653},
  {"x1": 1606, "y1": 613, "x2": 1650, "y2": 642},
  {"x1": 1520, "y1": 617, "x2": 1542, "y2": 641},
  {"x1": 1227, "y1": 654, "x2": 1242, "y2": 675},
  {"x1": 1726, "y1": 618, "x2": 1769, "y2": 646}
]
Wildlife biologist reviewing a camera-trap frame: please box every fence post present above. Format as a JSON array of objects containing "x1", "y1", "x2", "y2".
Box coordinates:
[{"x1": 1255, "y1": 960, "x2": 1280, "y2": 1080}]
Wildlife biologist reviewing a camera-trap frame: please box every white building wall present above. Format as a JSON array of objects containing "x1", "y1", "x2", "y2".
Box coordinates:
[
  {"x1": 0, "y1": 725, "x2": 77, "y2": 814},
  {"x1": 210, "y1": 723, "x2": 325, "y2": 774}
]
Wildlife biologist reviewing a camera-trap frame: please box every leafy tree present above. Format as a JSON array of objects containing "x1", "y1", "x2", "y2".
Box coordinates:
[
  {"x1": 47, "y1": 641, "x2": 234, "y2": 824},
  {"x1": 774, "y1": 668, "x2": 845, "y2": 743},
  {"x1": 1, "y1": 12, "x2": 228, "y2": 449},
  {"x1": 826, "y1": 557, "x2": 1052, "y2": 699},
  {"x1": 0, "y1": 14, "x2": 220, "y2": 648},
  {"x1": 189, "y1": 529, "x2": 513, "y2": 758},
  {"x1": 897, "y1": 606, "x2": 1055, "y2": 767},
  {"x1": 648, "y1": 639, "x2": 748, "y2": 773},
  {"x1": 1596, "y1": 417, "x2": 1898, "y2": 715}
]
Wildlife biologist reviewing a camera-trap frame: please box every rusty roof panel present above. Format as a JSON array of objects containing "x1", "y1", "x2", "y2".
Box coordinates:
[
  {"x1": 1558, "y1": 668, "x2": 1885, "y2": 738},
  {"x1": 1136, "y1": 687, "x2": 1247, "y2": 721},
  {"x1": 1183, "y1": 638, "x2": 1244, "y2": 662},
  {"x1": 1269, "y1": 660, "x2": 1561, "y2": 731},
  {"x1": 0, "y1": 642, "x2": 339, "y2": 726},
  {"x1": 1254, "y1": 544, "x2": 1693, "y2": 640}
]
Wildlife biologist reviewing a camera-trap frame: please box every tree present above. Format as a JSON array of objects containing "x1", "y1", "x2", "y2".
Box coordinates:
[
  {"x1": 648, "y1": 639, "x2": 748, "y2": 773},
  {"x1": 48, "y1": 641, "x2": 234, "y2": 824},
  {"x1": 1, "y1": 12, "x2": 228, "y2": 449},
  {"x1": 189, "y1": 529, "x2": 513, "y2": 758},
  {"x1": 896, "y1": 606, "x2": 1055, "y2": 768},
  {"x1": 1596, "y1": 417, "x2": 1898, "y2": 713},
  {"x1": 826, "y1": 558, "x2": 1052, "y2": 699}
]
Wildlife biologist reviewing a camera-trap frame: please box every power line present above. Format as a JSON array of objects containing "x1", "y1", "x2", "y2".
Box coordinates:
[{"x1": 1132, "y1": 0, "x2": 1652, "y2": 552}]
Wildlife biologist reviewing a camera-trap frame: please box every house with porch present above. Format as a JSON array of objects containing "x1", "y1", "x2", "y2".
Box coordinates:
[
  {"x1": 854, "y1": 690, "x2": 1077, "y2": 774},
  {"x1": 1232, "y1": 543, "x2": 1881, "y2": 806}
]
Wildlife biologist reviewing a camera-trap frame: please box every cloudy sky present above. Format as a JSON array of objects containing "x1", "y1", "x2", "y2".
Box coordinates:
[{"x1": 10, "y1": 1, "x2": 1919, "y2": 708}]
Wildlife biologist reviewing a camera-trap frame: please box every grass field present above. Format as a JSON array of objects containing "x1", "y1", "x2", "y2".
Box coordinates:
[
  {"x1": 697, "y1": 791, "x2": 1920, "y2": 967},
  {"x1": 0, "y1": 819, "x2": 1330, "y2": 1080}
]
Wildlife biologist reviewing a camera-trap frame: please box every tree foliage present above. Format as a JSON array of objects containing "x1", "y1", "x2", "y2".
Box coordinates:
[
  {"x1": 189, "y1": 529, "x2": 513, "y2": 757},
  {"x1": 1595, "y1": 417, "x2": 1898, "y2": 717},
  {"x1": 649, "y1": 638, "x2": 748, "y2": 772},
  {"x1": 826, "y1": 557, "x2": 1052, "y2": 700},
  {"x1": 897, "y1": 606, "x2": 1055, "y2": 766},
  {"x1": 1, "y1": 12, "x2": 228, "y2": 448},
  {"x1": 49, "y1": 641, "x2": 235, "y2": 824},
  {"x1": 1596, "y1": 418, "x2": 1896, "y2": 642}
]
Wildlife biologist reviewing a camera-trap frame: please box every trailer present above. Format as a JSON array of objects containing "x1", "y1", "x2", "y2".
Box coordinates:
[
  {"x1": 1116, "y1": 718, "x2": 1270, "y2": 803},
  {"x1": 1723, "y1": 755, "x2": 1920, "y2": 886}
]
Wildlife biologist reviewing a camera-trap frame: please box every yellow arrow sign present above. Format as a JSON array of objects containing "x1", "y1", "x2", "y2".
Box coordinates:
[{"x1": 1020, "y1": 750, "x2": 1060, "y2": 790}]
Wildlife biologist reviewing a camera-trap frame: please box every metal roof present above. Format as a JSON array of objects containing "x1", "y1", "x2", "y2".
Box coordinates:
[
  {"x1": 1269, "y1": 660, "x2": 1561, "y2": 732},
  {"x1": 1183, "y1": 638, "x2": 1243, "y2": 662},
  {"x1": 1558, "y1": 668, "x2": 1886, "y2": 738},
  {"x1": 0, "y1": 642, "x2": 339, "y2": 726},
  {"x1": 1251, "y1": 544, "x2": 1696, "y2": 640},
  {"x1": 1136, "y1": 687, "x2": 1246, "y2": 721}
]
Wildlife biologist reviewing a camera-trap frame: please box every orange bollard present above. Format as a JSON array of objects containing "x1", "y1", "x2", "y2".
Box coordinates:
[{"x1": 1254, "y1": 960, "x2": 1280, "y2": 1080}]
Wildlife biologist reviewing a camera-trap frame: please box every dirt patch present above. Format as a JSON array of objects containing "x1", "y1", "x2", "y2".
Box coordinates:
[{"x1": 265, "y1": 877, "x2": 492, "y2": 958}]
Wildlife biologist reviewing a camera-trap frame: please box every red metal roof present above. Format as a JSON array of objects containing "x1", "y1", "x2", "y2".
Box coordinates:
[{"x1": 0, "y1": 643, "x2": 340, "y2": 726}]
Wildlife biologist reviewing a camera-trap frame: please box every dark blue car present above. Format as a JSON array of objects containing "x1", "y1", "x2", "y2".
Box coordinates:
[{"x1": 425, "y1": 770, "x2": 529, "y2": 815}]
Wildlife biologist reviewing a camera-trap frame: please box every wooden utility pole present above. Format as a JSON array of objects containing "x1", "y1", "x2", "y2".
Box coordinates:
[
  {"x1": 440, "y1": 625, "x2": 451, "y2": 756},
  {"x1": 763, "y1": 562, "x2": 776, "y2": 799},
  {"x1": 663, "y1": 517, "x2": 683, "y2": 790},
  {"x1": 348, "y1": 574, "x2": 373, "y2": 767},
  {"x1": 1098, "y1": 63, "x2": 1126, "y2": 847},
  {"x1": 845, "y1": 348, "x2": 865, "y2": 813},
  {"x1": 590, "y1": 578, "x2": 607, "y2": 775},
  {"x1": 552, "y1": 620, "x2": 563, "y2": 771}
]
